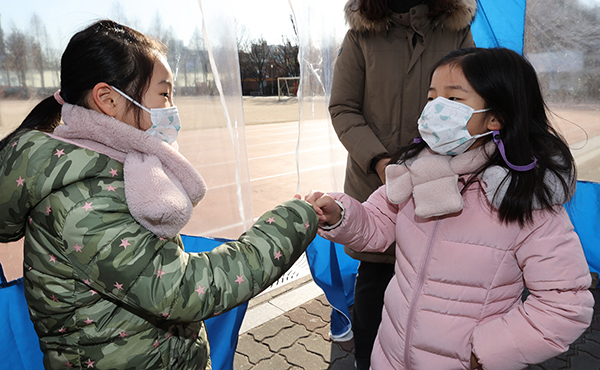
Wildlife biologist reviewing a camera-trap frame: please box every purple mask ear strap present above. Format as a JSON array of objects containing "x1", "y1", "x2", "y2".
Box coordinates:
[
  {"x1": 413, "y1": 137, "x2": 423, "y2": 144},
  {"x1": 492, "y1": 130, "x2": 537, "y2": 171}
]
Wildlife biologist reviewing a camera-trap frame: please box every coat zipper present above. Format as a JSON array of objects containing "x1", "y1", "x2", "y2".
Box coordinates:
[{"x1": 404, "y1": 218, "x2": 440, "y2": 370}]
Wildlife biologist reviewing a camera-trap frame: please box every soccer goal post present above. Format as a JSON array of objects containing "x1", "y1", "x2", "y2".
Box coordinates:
[{"x1": 277, "y1": 77, "x2": 300, "y2": 100}]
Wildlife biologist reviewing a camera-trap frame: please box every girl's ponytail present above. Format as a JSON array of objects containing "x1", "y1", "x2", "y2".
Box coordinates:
[{"x1": 0, "y1": 94, "x2": 62, "y2": 150}]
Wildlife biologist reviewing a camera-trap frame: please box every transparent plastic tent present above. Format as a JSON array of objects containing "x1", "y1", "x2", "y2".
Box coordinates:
[{"x1": 0, "y1": 0, "x2": 599, "y2": 281}]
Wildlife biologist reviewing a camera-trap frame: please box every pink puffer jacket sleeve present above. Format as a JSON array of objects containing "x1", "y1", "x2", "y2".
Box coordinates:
[
  {"x1": 472, "y1": 206, "x2": 594, "y2": 370},
  {"x1": 317, "y1": 186, "x2": 398, "y2": 253}
]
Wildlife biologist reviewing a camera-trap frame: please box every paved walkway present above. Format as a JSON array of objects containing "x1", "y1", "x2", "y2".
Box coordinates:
[{"x1": 233, "y1": 275, "x2": 356, "y2": 370}]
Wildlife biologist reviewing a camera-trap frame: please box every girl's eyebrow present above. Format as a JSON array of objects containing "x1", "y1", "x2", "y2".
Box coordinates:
[
  {"x1": 446, "y1": 84, "x2": 469, "y2": 92},
  {"x1": 158, "y1": 79, "x2": 173, "y2": 88}
]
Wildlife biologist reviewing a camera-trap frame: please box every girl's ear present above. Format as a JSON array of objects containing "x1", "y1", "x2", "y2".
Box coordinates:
[
  {"x1": 90, "y1": 83, "x2": 120, "y2": 117},
  {"x1": 487, "y1": 115, "x2": 503, "y2": 131}
]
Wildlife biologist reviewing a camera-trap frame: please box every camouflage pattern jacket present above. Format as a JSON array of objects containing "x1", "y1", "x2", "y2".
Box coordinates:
[{"x1": 0, "y1": 110, "x2": 318, "y2": 369}]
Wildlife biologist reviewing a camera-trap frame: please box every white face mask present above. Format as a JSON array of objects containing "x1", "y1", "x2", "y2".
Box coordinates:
[
  {"x1": 111, "y1": 86, "x2": 181, "y2": 144},
  {"x1": 418, "y1": 97, "x2": 491, "y2": 156}
]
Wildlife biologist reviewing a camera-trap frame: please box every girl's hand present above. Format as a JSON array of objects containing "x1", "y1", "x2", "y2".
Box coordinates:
[{"x1": 304, "y1": 190, "x2": 343, "y2": 227}]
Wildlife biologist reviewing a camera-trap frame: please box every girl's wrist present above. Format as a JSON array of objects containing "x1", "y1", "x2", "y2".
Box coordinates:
[{"x1": 319, "y1": 200, "x2": 345, "y2": 230}]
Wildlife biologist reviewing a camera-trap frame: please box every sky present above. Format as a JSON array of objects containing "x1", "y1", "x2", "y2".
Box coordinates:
[
  {"x1": 581, "y1": 0, "x2": 600, "y2": 6},
  {"x1": 0, "y1": 0, "x2": 304, "y2": 51},
  {"x1": 2, "y1": 0, "x2": 599, "y2": 53}
]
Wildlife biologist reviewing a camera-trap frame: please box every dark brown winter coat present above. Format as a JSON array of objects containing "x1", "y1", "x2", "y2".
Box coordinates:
[{"x1": 329, "y1": 0, "x2": 476, "y2": 262}]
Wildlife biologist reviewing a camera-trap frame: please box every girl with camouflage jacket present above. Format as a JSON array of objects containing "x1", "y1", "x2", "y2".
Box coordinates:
[{"x1": 0, "y1": 20, "x2": 317, "y2": 370}]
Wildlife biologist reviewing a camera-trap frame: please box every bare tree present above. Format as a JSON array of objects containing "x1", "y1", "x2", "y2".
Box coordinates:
[
  {"x1": 148, "y1": 10, "x2": 172, "y2": 45},
  {"x1": 272, "y1": 37, "x2": 299, "y2": 77},
  {"x1": 30, "y1": 14, "x2": 48, "y2": 90},
  {"x1": 188, "y1": 27, "x2": 211, "y2": 95},
  {"x1": 148, "y1": 11, "x2": 181, "y2": 90},
  {"x1": 289, "y1": 14, "x2": 298, "y2": 38},
  {"x1": 235, "y1": 20, "x2": 254, "y2": 89},
  {"x1": 245, "y1": 38, "x2": 271, "y2": 95},
  {"x1": 6, "y1": 29, "x2": 28, "y2": 89},
  {"x1": 0, "y1": 16, "x2": 9, "y2": 88},
  {"x1": 165, "y1": 37, "x2": 183, "y2": 93},
  {"x1": 235, "y1": 20, "x2": 251, "y2": 53},
  {"x1": 30, "y1": 42, "x2": 44, "y2": 90}
]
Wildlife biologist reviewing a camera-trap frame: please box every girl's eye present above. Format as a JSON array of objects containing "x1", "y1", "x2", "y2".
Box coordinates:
[
  {"x1": 448, "y1": 97, "x2": 459, "y2": 101},
  {"x1": 161, "y1": 92, "x2": 170, "y2": 98}
]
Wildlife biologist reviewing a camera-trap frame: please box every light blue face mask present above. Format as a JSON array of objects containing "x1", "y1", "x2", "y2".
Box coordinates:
[
  {"x1": 418, "y1": 97, "x2": 491, "y2": 156},
  {"x1": 111, "y1": 86, "x2": 181, "y2": 144}
]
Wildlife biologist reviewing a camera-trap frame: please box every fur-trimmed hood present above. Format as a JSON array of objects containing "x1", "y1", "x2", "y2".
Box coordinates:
[{"x1": 344, "y1": 0, "x2": 477, "y2": 33}]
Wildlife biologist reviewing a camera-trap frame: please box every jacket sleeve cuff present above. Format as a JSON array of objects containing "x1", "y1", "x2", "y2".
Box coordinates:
[{"x1": 368, "y1": 154, "x2": 389, "y2": 174}]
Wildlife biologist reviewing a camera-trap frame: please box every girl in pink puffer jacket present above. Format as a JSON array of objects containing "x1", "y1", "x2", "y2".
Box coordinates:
[{"x1": 307, "y1": 47, "x2": 594, "y2": 370}]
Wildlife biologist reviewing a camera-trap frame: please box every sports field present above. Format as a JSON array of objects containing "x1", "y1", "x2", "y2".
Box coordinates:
[{"x1": 1, "y1": 97, "x2": 599, "y2": 281}]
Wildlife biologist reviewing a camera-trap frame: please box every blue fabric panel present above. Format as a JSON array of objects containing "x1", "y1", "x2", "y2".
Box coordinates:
[
  {"x1": 565, "y1": 181, "x2": 600, "y2": 274},
  {"x1": 306, "y1": 235, "x2": 359, "y2": 338},
  {"x1": 0, "y1": 264, "x2": 44, "y2": 370},
  {"x1": 180, "y1": 235, "x2": 249, "y2": 370},
  {"x1": 472, "y1": 0, "x2": 526, "y2": 54},
  {"x1": 0, "y1": 236, "x2": 246, "y2": 370}
]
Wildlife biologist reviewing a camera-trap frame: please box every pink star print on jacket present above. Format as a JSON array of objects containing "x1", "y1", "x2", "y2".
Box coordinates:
[
  {"x1": 119, "y1": 238, "x2": 131, "y2": 249},
  {"x1": 235, "y1": 275, "x2": 245, "y2": 285}
]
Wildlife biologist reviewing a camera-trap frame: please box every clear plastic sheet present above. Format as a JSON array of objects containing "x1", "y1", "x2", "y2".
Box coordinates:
[
  {"x1": 0, "y1": 1, "x2": 254, "y2": 241},
  {"x1": 1, "y1": 1, "x2": 599, "y2": 270},
  {"x1": 181, "y1": 0, "x2": 253, "y2": 238},
  {"x1": 288, "y1": 0, "x2": 348, "y2": 196},
  {"x1": 524, "y1": 0, "x2": 600, "y2": 183}
]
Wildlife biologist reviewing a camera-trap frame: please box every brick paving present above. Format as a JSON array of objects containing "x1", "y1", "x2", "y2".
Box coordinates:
[
  {"x1": 234, "y1": 294, "x2": 356, "y2": 370},
  {"x1": 233, "y1": 286, "x2": 600, "y2": 370}
]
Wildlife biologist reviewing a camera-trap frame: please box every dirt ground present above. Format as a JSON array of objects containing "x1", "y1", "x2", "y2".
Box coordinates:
[{"x1": 1, "y1": 97, "x2": 599, "y2": 281}]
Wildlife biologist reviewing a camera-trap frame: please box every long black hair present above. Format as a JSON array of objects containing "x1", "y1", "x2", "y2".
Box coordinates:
[
  {"x1": 390, "y1": 47, "x2": 576, "y2": 226},
  {"x1": 0, "y1": 20, "x2": 166, "y2": 150}
]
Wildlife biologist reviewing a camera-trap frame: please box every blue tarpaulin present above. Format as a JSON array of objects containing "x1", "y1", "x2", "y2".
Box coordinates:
[
  {"x1": 0, "y1": 235, "x2": 247, "y2": 370},
  {"x1": 565, "y1": 181, "x2": 600, "y2": 274},
  {"x1": 472, "y1": 0, "x2": 527, "y2": 53},
  {"x1": 306, "y1": 236, "x2": 359, "y2": 340}
]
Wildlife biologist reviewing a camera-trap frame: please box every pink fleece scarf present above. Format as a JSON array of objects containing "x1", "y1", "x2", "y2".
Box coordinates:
[
  {"x1": 52, "y1": 104, "x2": 206, "y2": 238},
  {"x1": 385, "y1": 142, "x2": 495, "y2": 218},
  {"x1": 386, "y1": 140, "x2": 573, "y2": 218}
]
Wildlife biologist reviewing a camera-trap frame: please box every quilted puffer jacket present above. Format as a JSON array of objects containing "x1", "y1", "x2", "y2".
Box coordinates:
[
  {"x1": 0, "y1": 106, "x2": 318, "y2": 370},
  {"x1": 319, "y1": 150, "x2": 594, "y2": 370}
]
